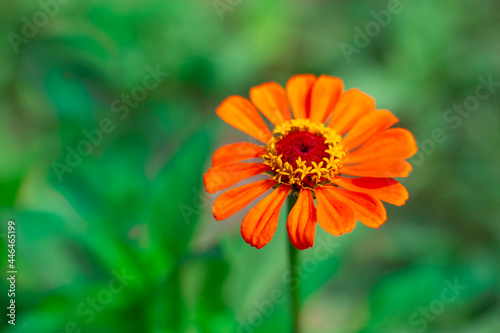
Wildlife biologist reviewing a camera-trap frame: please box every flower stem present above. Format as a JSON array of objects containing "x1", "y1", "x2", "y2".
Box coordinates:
[{"x1": 287, "y1": 195, "x2": 300, "y2": 333}]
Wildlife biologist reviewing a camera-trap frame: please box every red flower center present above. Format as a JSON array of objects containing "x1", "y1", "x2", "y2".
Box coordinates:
[
  {"x1": 263, "y1": 119, "x2": 345, "y2": 188},
  {"x1": 275, "y1": 131, "x2": 329, "y2": 168}
]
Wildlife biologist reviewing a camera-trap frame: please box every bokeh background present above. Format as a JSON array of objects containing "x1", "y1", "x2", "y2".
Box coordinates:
[{"x1": 1, "y1": 0, "x2": 499, "y2": 332}]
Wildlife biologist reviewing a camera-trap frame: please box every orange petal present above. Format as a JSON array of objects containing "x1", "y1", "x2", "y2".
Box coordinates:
[
  {"x1": 342, "y1": 110, "x2": 399, "y2": 151},
  {"x1": 346, "y1": 128, "x2": 418, "y2": 164},
  {"x1": 213, "y1": 178, "x2": 277, "y2": 220},
  {"x1": 212, "y1": 142, "x2": 266, "y2": 166},
  {"x1": 286, "y1": 74, "x2": 316, "y2": 119},
  {"x1": 328, "y1": 89, "x2": 375, "y2": 135},
  {"x1": 321, "y1": 187, "x2": 386, "y2": 228},
  {"x1": 216, "y1": 96, "x2": 272, "y2": 142},
  {"x1": 241, "y1": 185, "x2": 290, "y2": 249},
  {"x1": 335, "y1": 176, "x2": 409, "y2": 206},
  {"x1": 250, "y1": 82, "x2": 291, "y2": 126},
  {"x1": 315, "y1": 187, "x2": 356, "y2": 236},
  {"x1": 309, "y1": 75, "x2": 344, "y2": 124},
  {"x1": 287, "y1": 189, "x2": 317, "y2": 250},
  {"x1": 341, "y1": 159, "x2": 412, "y2": 178},
  {"x1": 204, "y1": 163, "x2": 270, "y2": 193}
]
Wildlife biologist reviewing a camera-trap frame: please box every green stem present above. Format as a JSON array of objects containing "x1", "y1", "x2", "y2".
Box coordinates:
[{"x1": 287, "y1": 195, "x2": 300, "y2": 333}]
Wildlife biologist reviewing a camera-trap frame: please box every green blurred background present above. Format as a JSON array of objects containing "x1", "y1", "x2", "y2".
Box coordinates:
[{"x1": 1, "y1": 0, "x2": 499, "y2": 332}]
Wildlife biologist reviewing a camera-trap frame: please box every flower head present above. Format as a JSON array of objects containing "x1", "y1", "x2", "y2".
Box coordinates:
[{"x1": 204, "y1": 74, "x2": 417, "y2": 249}]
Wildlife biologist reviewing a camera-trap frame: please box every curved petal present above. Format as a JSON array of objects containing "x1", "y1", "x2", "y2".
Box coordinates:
[
  {"x1": 335, "y1": 176, "x2": 409, "y2": 206},
  {"x1": 213, "y1": 178, "x2": 277, "y2": 220},
  {"x1": 216, "y1": 96, "x2": 272, "y2": 142},
  {"x1": 309, "y1": 75, "x2": 344, "y2": 124},
  {"x1": 212, "y1": 142, "x2": 266, "y2": 166},
  {"x1": 328, "y1": 89, "x2": 375, "y2": 135},
  {"x1": 241, "y1": 185, "x2": 290, "y2": 249},
  {"x1": 286, "y1": 74, "x2": 316, "y2": 119},
  {"x1": 341, "y1": 159, "x2": 412, "y2": 178},
  {"x1": 342, "y1": 110, "x2": 399, "y2": 151},
  {"x1": 204, "y1": 163, "x2": 270, "y2": 193},
  {"x1": 315, "y1": 187, "x2": 356, "y2": 236},
  {"x1": 321, "y1": 187, "x2": 386, "y2": 228},
  {"x1": 287, "y1": 189, "x2": 317, "y2": 250},
  {"x1": 346, "y1": 128, "x2": 418, "y2": 164},
  {"x1": 250, "y1": 82, "x2": 291, "y2": 126}
]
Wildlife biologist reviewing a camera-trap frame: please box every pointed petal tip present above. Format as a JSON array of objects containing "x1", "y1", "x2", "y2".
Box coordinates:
[
  {"x1": 216, "y1": 95, "x2": 272, "y2": 143},
  {"x1": 240, "y1": 185, "x2": 290, "y2": 249}
]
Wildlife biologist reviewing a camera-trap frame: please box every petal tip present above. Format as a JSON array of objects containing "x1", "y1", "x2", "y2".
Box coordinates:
[{"x1": 203, "y1": 172, "x2": 217, "y2": 194}]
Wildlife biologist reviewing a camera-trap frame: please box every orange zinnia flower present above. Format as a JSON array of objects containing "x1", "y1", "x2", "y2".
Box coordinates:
[{"x1": 204, "y1": 74, "x2": 417, "y2": 250}]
